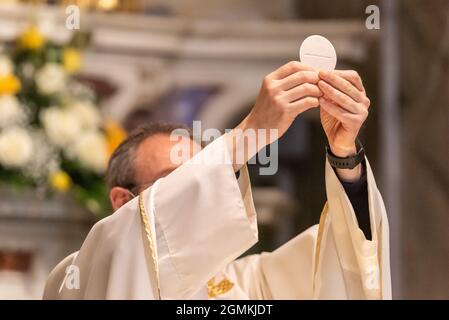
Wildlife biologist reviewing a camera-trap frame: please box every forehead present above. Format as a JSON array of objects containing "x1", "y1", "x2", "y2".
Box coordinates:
[
  {"x1": 136, "y1": 133, "x2": 195, "y2": 158},
  {"x1": 133, "y1": 133, "x2": 199, "y2": 182}
]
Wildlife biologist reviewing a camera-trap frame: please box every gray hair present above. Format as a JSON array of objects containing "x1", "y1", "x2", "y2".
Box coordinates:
[{"x1": 106, "y1": 121, "x2": 193, "y2": 192}]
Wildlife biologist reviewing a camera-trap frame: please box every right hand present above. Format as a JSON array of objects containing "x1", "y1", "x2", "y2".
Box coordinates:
[
  {"x1": 242, "y1": 61, "x2": 321, "y2": 145},
  {"x1": 229, "y1": 61, "x2": 321, "y2": 171}
]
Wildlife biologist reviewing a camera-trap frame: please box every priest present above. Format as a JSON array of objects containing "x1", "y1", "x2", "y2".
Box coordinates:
[{"x1": 43, "y1": 61, "x2": 391, "y2": 300}]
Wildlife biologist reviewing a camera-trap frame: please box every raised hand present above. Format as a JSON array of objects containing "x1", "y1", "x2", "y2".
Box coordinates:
[
  {"x1": 318, "y1": 70, "x2": 370, "y2": 158},
  {"x1": 318, "y1": 70, "x2": 370, "y2": 181},
  {"x1": 244, "y1": 61, "x2": 321, "y2": 143},
  {"x1": 230, "y1": 61, "x2": 322, "y2": 171}
]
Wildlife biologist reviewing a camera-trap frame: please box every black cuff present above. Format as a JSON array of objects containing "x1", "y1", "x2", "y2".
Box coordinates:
[{"x1": 340, "y1": 163, "x2": 371, "y2": 240}]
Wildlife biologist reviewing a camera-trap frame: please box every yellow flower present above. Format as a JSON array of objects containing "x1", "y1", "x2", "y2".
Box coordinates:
[
  {"x1": 104, "y1": 120, "x2": 127, "y2": 157},
  {"x1": 0, "y1": 75, "x2": 21, "y2": 95},
  {"x1": 63, "y1": 48, "x2": 82, "y2": 74},
  {"x1": 50, "y1": 170, "x2": 72, "y2": 192},
  {"x1": 19, "y1": 26, "x2": 44, "y2": 50}
]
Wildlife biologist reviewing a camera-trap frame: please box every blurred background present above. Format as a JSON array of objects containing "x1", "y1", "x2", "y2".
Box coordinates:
[{"x1": 0, "y1": 0, "x2": 447, "y2": 299}]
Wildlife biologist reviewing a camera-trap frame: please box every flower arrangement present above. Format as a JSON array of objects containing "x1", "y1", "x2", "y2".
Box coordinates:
[{"x1": 0, "y1": 26, "x2": 126, "y2": 217}]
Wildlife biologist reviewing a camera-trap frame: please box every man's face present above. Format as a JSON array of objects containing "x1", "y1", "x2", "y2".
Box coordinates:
[
  {"x1": 133, "y1": 133, "x2": 201, "y2": 193},
  {"x1": 109, "y1": 133, "x2": 201, "y2": 211}
]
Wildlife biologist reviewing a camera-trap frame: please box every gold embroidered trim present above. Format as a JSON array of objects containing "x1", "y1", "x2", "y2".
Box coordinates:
[
  {"x1": 139, "y1": 193, "x2": 161, "y2": 299},
  {"x1": 313, "y1": 202, "x2": 329, "y2": 293},
  {"x1": 207, "y1": 277, "x2": 234, "y2": 298}
]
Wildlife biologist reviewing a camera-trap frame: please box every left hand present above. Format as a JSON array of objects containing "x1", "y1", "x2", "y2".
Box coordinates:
[{"x1": 317, "y1": 70, "x2": 370, "y2": 158}]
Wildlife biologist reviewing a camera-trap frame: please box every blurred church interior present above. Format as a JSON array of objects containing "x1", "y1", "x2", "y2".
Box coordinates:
[{"x1": 0, "y1": 0, "x2": 447, "y2": 299}]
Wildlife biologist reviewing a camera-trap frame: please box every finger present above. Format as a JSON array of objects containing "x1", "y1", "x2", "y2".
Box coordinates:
[
  {"x1": 318, "y1": 80, "x2": 364, "y2": 114},
  {"x1": 288, "y1": 97, "x2": 319, "y2": 114},
  {"x1": 283, "y1": 83, "x2": 322, "y2": 102},
  {"x1": 319, "y1": 97, "x2": 360, "y2": 125},
  {"x1": 319, "y1": 71, "x2": 365, "y2": 103},
  {"x1": 333, "y1": 71, "x2": 371, "y2": 108},
  {"x1": 278, "y1": 71, "x2": 320, "y2": 91},
  {"x1": 267, "y1": 61, "x2": 314, "y2": 80},
  {"x1": 333, "y1": 70, "x2": 365, "y2": 92}
]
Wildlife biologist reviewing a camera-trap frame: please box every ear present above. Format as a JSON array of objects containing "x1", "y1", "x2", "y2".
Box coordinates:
[{"x1": 109, "y1": 187, "x2": 133, "y2": 211}]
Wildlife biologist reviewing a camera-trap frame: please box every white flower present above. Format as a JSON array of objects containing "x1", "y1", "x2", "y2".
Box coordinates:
[
  {"x1": 41, "y1": 106, "x2": 82, "y2": 147},
  {"x1": 35, "y1": 63, "x2": 66, "y2": 95},
  {"x1": 0, "y1": 127, "x2": 33, "y2": 168},
  {"x1": 73, "y1": 131, "x2": 108, "y2": 173},
  {"x1": 0, "y1": 96, "x2": 27, "y2": 128},
  {"x1": 69, "y1": 100, "x2": 101, "y2": 129},
  {"x1": 23, "y1": 130, "x2": 60, "y2": 181},
  {"x1": 20, "y1": 63, "x2": 35, "y2": 80},
  {"x1": 0, "y1": 55, "x2": 13, "y2": 77}
]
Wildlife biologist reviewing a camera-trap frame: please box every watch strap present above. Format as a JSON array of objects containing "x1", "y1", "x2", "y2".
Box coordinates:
[{"x1": 326, "y1": 140, "x2": 365, "y2": 169}]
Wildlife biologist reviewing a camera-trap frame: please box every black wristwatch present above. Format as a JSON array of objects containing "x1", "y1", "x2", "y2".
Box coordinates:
[{"x1": 325, "y1": 139, "x2": 365, "y2": 169}]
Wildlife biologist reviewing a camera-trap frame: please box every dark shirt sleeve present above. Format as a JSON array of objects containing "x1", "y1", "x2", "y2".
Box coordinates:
[
  {"x1": 238, "y1": 165, "x2": 371, "y2": 239},
  {"x1": 339, "y1": 163, "x2": 372, "y2": 240}
]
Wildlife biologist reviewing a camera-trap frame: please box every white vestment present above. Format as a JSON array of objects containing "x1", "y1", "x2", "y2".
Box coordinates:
[{"x1": 43, "y1": 135, "x2": 391, "y2": 300}]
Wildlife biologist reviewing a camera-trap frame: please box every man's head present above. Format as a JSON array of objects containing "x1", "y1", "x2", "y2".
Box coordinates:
[{"x1": 106, "y1": 121, "x2": 201, "y2": 211}]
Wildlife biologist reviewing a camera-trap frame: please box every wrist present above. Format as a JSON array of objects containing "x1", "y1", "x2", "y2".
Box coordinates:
[
  {"x1": 236, "y1": 113, "x2": 273, "y2": 151},
  {"x1": 335, "y1": 164, "x2": 362, "y2": 183},
  {"x1": 237, "y1": 113, "x2": 256, "y2": 132},
  {"x1": 329, "y1": 143, "x2": 357, "y2": 158},
  {"x1": 326, "y1": 139, "x2": 365, "y2": 182},
  {"x1": 228, "y1": 115, "x2": 264, "y2": 172}
]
